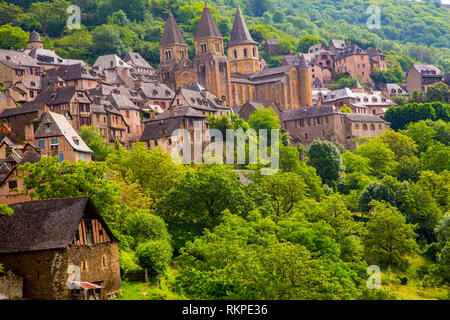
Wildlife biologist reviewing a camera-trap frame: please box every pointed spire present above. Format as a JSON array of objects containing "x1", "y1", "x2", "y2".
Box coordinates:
[
  {"x1": 298, "y1": 54, "x2": 308, "y2": 68},
  {"x1": 353, "y1": 79, "x2": 363, "y2": 89},
  {"x1": 160, "y1": 11, "x2": 187, "y2": 47},
  {"x1": 195, "y1": 4, "x2": 222, "y2": 39},
  {"x1": 229, "y1": 6, "x2": 257, "y2": 47}
]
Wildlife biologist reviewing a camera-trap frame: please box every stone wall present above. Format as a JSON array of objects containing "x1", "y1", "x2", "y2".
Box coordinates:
[
  {"x1": 0, "y1": 249, "x2": 69, "y2": 300},
  {"x1": 67, "y1": 242, "x2": 121, "y2": 299},
  {"x1": 0, "y1": 271, "x2": 23, "y2": 299}
]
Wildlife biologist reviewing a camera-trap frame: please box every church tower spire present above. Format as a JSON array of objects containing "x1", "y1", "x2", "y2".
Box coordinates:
[
  {"x1": 227, "y1": 7, "x2": 260, "y2": 75},
  {"x1": 159, "y1": 11, "x2": 188, "y2": 64},
  {"x1": 193, "y1": 5, "x2": 231, "y2": 104}
]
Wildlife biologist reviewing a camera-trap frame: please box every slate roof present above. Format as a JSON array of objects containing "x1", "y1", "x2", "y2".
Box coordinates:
[
  {"x1": 229, "y1": 7, "x2": 257, "y2": 47},
  {"x1": 34, "y1": 112, "x2": 93, "y2": 153},
  {"x1": 329, "y1": 39, "x2": 347, "y2": 49},
  {"x1": 140, "y1": 117, "x2": 184, "y2": 141},
  {"x1": 93, "y1": 55, "x2": 132, "y2": 71},
  {"x1": 18, "y1": 77, "x2": 42, "y2": 90},
  {"x1": 124, "y1": 52, "x2": 154, "y2": 70},
  {"x1": 282, "y1": 106, "x2": 340, "y2": 121},
  {"x1": 28, "y1": 30, "x2": 42, "y2": 43},
  {"x1": 195, "y1": 5, "x2": 222, "y2": 39},
  {"x1": 139, "y1": 82, "x2": 175, "y2": 100},
  {"x1": 345, "y1": 113, "x2": 388, "y2": 123},
  {"x1": 413, "y1": 64, "x2": 442, "y2": 76},
  {"x1": 153, "y1": 106, "x2": 205, "y2": 121},
  {"x1": 335, "y1": 45, "x2": 366, "y2": 60},
  {"x1": 0, "y1": 49, "x2": 39, "y2": 68},
  {"x1": 44, "y1": 64, "x2": 99, "y2": 81},
  {"x1": 323, "y1": 88, "x2": 356, "y2": 103},
  {"x1": 160, "y1": 12, "x2": 188, "y2": 47},
  {"x1": 0, "y1": 198, "x2": 116, "y2": 254},
  {"x1": 108, "y1": 94, "x2": 141, "y2": 111},
  {"x1": 27, "y1": 48, "x2": 85, "y2": 67}
]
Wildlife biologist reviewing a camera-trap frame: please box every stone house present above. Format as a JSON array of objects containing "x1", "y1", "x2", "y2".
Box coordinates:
[
  {"x1": 171, "y1": 83, "x2": 231, "y2": 117},
  {"x1": 0, "y1": 272, "x2": 23, "y2": 300},
  {"x1": 107, "y1": 93, "x2": 143, "y2": 144},
  {"x1": 140, "y1": 106, "x2": 209, "y2": 160},
  {"x1": 0, "y1": 197, "x2": 121, "y2": 300},
  {"x1": 282, "y1": 105, "x2": 390, "y2": 149},
  {"x1": 26, "y1": 111, "x2": 93, "y2": 163},
  {"x1": 263, "y1": 39, "x2": 281, "y2": 56},
  {"x1": 43, "y1": 64, "x2": 103, "y2": 91},
  {"x1": 334, "y1": 45, "x2": 372, "y2": 83},
  {"x1": 138, "y1": 82, "x2": 175, "y2": 110},
  {"x1": 406, "y1": 64, "x2": 444, "y2": 93},
  {"x1": 0, "y1": 49, "x2": 41, "y2": 88},
  {"x1": 124, "y1": 52, "x2": 155, "y2": 75}
]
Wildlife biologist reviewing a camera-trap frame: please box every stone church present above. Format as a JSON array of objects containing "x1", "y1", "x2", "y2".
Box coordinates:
[{"x1": 157, "y1": 6, "x2": 313, "y2": 110}]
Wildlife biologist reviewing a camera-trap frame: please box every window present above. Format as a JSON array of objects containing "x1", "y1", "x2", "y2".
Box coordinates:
[
  {"x1": 305, "y1": 133, "x2": 308, "y2": 140},
  {"x1": 102, "y1": 256, "x2": 106, "y2": 267},
  {"x1": 363, "y1": 124, "x2": 368, "y2": 131},
  {"x1": 8, "y1": 180, "x2": 18, "y2": 190},
  {"x1": 253, "y1": 47, "x2": 256, "y2": 57},
  {"x1": 85, "y1": 154, "x2": 88, "y2": 162},
  {"x1": 234, "y1": 50, "x2": 237, "y2": 58},
  {"x1": 39, "y1": 140, "x2": 45, "y2": 148},
  {"x1": 244, "y1": 49, "x2": 248, "y2": 57},
  {"x1": 370, "y1": 124, "x2": 375, "y2": 130},
  {"x1": 51, "y1": 139, "x2": 58, "y2": 146},
  {"x1": 324, "y1": 117, "x2": 328, "y2": 124},
  {"x1": 305, "y1": 119, "x2": 310, "y2": 127},
  {"x1": 58, "y1": 153, "x2": 63, "y2": 163},
  {"x1": 85, "y1": 221, "x2": 94, "y2": 245}
]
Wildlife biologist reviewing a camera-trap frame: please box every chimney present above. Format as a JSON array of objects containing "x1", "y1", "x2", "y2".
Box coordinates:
[{"x1": 316, "y1": 92, "x2": 323, "y2": 107}]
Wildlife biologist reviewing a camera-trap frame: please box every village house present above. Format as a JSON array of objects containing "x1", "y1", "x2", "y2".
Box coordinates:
[
  {"x1": 90, "y1": 98, "x2": 128, "y2": 144},
  {"x1": 140, "y1": 106, "x2": 209, "y2": 160},
  {"x1": 26, "y1": 111, "x2": 93, "y2": 163},
  {"x1": 334, "y1": 45, "x2": 372, "y2": 83},
  {"x1": 123, "y1": 52, "x2": 155, "y2": 76},
  {"x1": 406, "y1": 64, "x2": 444, "y2": 93},
  {"x1": 43, "y1": 64, "x2": 104, "y2": 91},
  {"x1": 24, "y1": 31, "x2": 86, "y2": 70},
  {"x1": 107, "y1": 93, "x2": 143, "y2": 144},
  {"x1": 282, "y1": 105, "x2": 390, "y2": 149},
  {"x1": 0, "y1": 86, "x2": 93, "y2": 139},
  {"x1": 0, "y1": 92, "x2": 17, "y2": 112},
  {"x1": 0, "y1": 197, "x2": 121, "y2": 300},
  {"x1": 382, "y1": 83, "x2": 408, "y2": 99},
  {"x1": 138, "y1": 82, "x2": 175, "y2": 110},
  {"x1": 170, "y1": 82, "x2": 231, "y2": 117},
  {"x1": 263, "y1": 39, "x2": 290, "y2": 56},
  {"x1": 0, "y1": 49, "x2": 41, "y2": 89}
]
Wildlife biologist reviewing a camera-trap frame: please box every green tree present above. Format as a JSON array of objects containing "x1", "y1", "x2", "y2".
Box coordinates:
[
  {"x1": 79, "y1": 125, "x2": 114, "y2": 161},
  {"x1": 107, "y1": 143, "x2": 185, "y2": 201},
  {"x1": 92, "y1": 24, "x2": 127, "y2": 56},
  {"x1": 379, "y1": 130, "x2": 418, "y2": 160},
  {"x1": 339, "y1": 105, "x2": 353, "y2": 113},
  {"x1": 297, "y1": 35, "x2": 320, "y2": 53},
  {"x1": 355, "y1": 140, "x2": 397, "y2": 177},
  {"x1": 358, "y1": 181, "x2": 397, "y2": 213},
  {"x1": 0, "y1": 24, "x2": 28, "y2": 49},
  {"x1": 425, "y1": 82, "x2": 449, "y2": 103},
  {"x1": 0, "y1": 1, "x2": 23, "y2": 25},
  {"x1": 248, "y1": 106, "x2": 281, "y2": 145},
  {"x1": 391, "y1": 94, "x2": 407, "y2": 106},
  {"x1": 136, "y1": 240, "x2": 172, "y2": 279},
  {"x1": 29, "y1": 0, "x2": 70, "y2": 36},
  {"x1": 307, "y1": 139, "x2": 344, "y2": 185},
  {"x1": 364, "y1": 201, "x2": 418, "y2": 268},
  {"x1": 422, "y1": 142, "x2": 450, "y2": 173},
  {"x1": 155, "y1": 165, "x2": 252, "y2": 250}
]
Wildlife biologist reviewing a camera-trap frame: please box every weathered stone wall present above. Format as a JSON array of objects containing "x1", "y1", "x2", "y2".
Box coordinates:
[
  {"x1": 67, "y1": 242, "x2": 121, "y2": 299},
  {"x1": 0, "y1": 249, "x2": 69, "y2": 300},
  {"x1": 0, "y1": 271, "x2": 23, "y2": 299}
]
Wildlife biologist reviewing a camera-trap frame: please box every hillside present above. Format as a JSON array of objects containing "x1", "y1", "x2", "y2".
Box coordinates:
[{"x1": 0, "y1": 0, "x2": 449, "y2": 72}]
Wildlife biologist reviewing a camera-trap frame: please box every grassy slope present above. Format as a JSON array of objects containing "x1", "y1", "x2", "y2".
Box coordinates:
[{"x1": 381, "y1": 255, "x2": 448, "y2": 300}]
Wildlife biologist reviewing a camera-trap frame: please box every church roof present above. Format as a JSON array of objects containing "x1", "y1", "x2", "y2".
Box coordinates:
[
  {"x1": 195, "y1": 5, "x2": 222, "y2": 39},
  {"x1": 229, "y1": 7, "x2": 257, "y2": 47},
  {"x1": 160, "y1": 12, "x2": 188, "y2": 47}
]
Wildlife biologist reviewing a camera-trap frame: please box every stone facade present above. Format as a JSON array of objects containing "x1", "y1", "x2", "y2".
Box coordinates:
[{"x1": 0, "y1": 272, "x2": 23, "y2": 299}]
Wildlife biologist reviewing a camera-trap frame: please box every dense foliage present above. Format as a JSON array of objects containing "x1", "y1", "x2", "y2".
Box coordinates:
[{"x1": 14, "y1": 105, "x2": 450, "y2": 299}]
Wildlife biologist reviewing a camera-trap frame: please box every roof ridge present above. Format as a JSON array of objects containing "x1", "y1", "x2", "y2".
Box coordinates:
[
  {"x1": 229, "y1": 6, "x2": 257, "y2": 47},
  {"x1": 195, "y1": 5, "x2": 223, "y2": 39}
]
